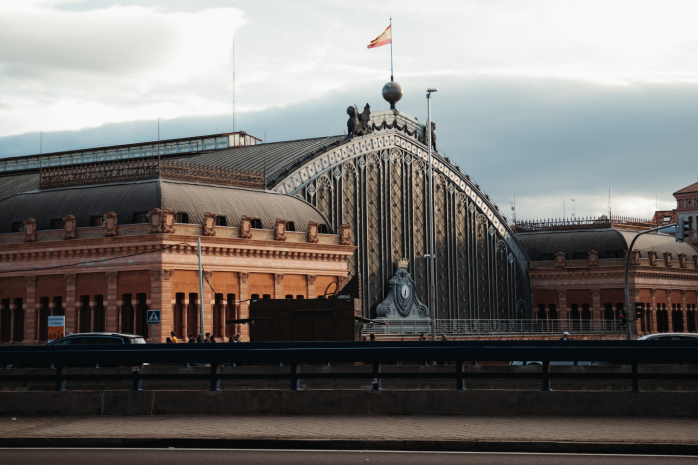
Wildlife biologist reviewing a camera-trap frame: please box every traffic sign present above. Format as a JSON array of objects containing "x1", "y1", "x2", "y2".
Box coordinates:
[{"x1": 147, "y1": 310, "x2": 161, "y2": 325}]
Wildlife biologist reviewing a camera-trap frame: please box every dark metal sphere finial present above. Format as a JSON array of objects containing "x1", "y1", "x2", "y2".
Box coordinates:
[{"x1": 382, "y1": 81, "x2": 403, "y2": 110}]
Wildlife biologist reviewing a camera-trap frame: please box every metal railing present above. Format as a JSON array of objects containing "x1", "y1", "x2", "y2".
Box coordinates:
[
  {"x1": 362, "y1": 319, "x2": 627, "y2": 336},
  {"x1": 1, "y1": 341, "x2": 697, "y2": 393}
]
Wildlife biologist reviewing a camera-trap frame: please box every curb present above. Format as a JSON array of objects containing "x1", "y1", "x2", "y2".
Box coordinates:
[{"x1": 1, "y1": 438, "x2": 696, "y2": 455}]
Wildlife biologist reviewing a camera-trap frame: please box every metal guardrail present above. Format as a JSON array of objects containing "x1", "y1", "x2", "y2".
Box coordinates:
[
  {"x1": 1, "y1": 341, "x2": 697, "y2": 393},
  {"x1": 362, "y1": 319, "x2": 627, "y2": 335}
]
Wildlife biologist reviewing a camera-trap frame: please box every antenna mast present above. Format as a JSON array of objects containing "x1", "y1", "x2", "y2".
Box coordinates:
[{"x1": 233, "y1": 39, "x2": 236, "y2": 133}]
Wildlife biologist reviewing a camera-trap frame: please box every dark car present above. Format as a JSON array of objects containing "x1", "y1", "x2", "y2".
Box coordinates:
[
  {"x1": 48, "y1": 332, "x2": 146, "y2": 345},
  {"x1": 637, "y1": 333, "x2": 698, "y2": 341}
]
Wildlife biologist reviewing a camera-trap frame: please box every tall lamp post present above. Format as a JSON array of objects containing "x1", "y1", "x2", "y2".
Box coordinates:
[
  {"x1": 623, "y1": 223, "x2": 676, "y2": 340},
  {"x1": 426, "y1": 88, "x2": 437, "y2": 341}
]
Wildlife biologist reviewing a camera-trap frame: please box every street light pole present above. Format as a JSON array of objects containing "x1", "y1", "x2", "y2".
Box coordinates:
[
  {"x1": 426, "y1": 88, "x2": 437, "y2": 341},
  {"x1": 198, "y1": 237, "x2": 205, "y2": 341},
  {"x1": 623, "y1": 223, "x2": 675, "y2": 340}
]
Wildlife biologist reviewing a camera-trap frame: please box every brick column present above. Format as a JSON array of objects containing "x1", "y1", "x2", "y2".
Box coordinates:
[
  {"x1": 650, "y1": 289, "x2": 658, "y2": 333},
  {"x1": 65, "y1": 274, "x2": 77, "y2": 334},
  {"x1": 274, "y1": 273, "x2": 284, "y2": 299},
  {"x1": 149, "y1": 269, "x2": 173, "y2": 343},
  {"x1": 667, "y1": 290, "x2": 674, "y2": 332},
  {"x1": 24, "y1": 276, "x2": 37, "y2": 342},
  {"x1": 239, "y1": 272, "x2": 249, "y2": 341},
  {"x1": 203, "y1": 271, "x2": 213, "y2": 336},
  {"x1": 307, "y1": 275, "x2": 317, "y2": 299},
  {"x1": 630, "y1": 288, "x2": 642, "y2": 335},
  {"x1": 557, "y1": 289, "x2": 568, "y2": 320},
  {"x1": 591, "y1": 288, "x2": 602, "y2": 322},
  {"x1": 681, "y1": 290, "x2": 689, "y2": 333},
  {"x1": 106, "y1": 272, "x2": 118, "y2": 332}
]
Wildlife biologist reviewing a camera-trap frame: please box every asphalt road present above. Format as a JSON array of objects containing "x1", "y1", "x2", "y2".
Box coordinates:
[{"x1": 0, "y1": 449, "x2": 696, "y2": 464}]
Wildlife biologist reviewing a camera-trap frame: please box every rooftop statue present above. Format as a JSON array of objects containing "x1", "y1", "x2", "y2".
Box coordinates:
[
  {"x1": 376, "y1": 258, "x2": 429, "y2": 319},
  {"x1": 347, "y1": 104, "x2": 373, "y2": 138},
  {"x1": 419, "y1": 121, "x2": 436, "y2": 150}
]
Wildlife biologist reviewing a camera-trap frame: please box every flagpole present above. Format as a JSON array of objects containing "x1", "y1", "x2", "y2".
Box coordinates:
[{"x1": 390, "y1": 16, "x2": 393, "y2": 82}]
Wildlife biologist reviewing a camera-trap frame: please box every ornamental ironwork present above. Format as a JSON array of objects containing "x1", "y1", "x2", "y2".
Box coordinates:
[{"x1": 39, "y1": 157, "x2": 265, "y2": 190}]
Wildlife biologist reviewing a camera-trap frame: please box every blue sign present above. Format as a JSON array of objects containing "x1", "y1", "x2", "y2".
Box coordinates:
[{"x1": 147, "y1": 310, "x2": 161, "y2": 325}]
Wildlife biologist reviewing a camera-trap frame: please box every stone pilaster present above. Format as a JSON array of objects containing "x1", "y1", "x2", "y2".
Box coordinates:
[
  {"x1": 203, "y1": 271, "x2": 213, "y2": 336},
  {"x1": 557, "y1": 289, "x2": 568, "y2": 320},
  {"x1": 591, "y1": 288, "x2": 602, "y2": 322},
  {"x1": 106, "y1": 272, "x2": 118, "y2": 332},
  {"x1": 307, "y1": 275, "x2": 317, "y2": 299},
  {"x1": 239, "y1": 272, "x2": 249, "y2": 341},
  {"x1": 666, "y1": 290, "x2": 674, "y2": 332},
  {"x1": 649, "y1": 289, "x2": 657, "y2": 333},
  {"x1": 630, "y1": 288, "x2": 642, "y2": 335},
  {"x1": 149, "y1": 269, "x2": 173, "y2": 343},
  {"x1": 24, "y1": 276, "x2": 36, "y2": 342},
  {"x1": 681, "y1": 290, "x2": 689, "y2": 333},
  {"x1": 274, "y1": 273, "x2": 284, "y2": 299},
  {"x1": 65, "y1": 274, "x2": 77, "y2": 334}
]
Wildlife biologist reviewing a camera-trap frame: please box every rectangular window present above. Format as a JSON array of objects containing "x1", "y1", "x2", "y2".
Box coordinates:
[
  {"x1": 286, "y1": 221, "x2": 296, "y2": 232},
  {"x1": 215, "y1": 216, "x2": 227, "y2": 226},
  {"x1": 606, "y1": 250, "x2": 625, "y2": 259},
  {"x1": 571, "y1": 252, "x2": 587, "y2": 260},
  {"x1": 89, "y1": 215, "x2": 104, "y2": 227},
  {"x1": 251, "y1": 218, "x2": 262, "y2": 229},
  {"x1": 11, "y1": 222, "x2": 24, "y2": 233},
  {"x1": 175, "y1": 213, "x2": 189, "y2": 224},
  {"x1": 49, "y1": 218, "x2": 65, "y2": 230},
  {"x1": 539, "y1": 253, "x2": 556, "y2": 261},
  {"x1": 318, "y1": 224, "x2": 328, "y2": 234}
]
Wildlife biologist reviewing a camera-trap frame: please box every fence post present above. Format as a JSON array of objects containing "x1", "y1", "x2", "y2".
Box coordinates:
[
  {"x1": 372, "y1": 362, "x2": 381, "y2": 390},
  {"x1": 210, "y1": 363, "x2": 220, "y2": 391},
  {"x1": 541, "y1": 360, "x2": 551, "y2": 391},
  {"x1": 632, "y1": 362, "x2": 639, "y2": 392},
  {"x1": 55, "y1": 365, "x2": 66, "y2": 392},
  {"x1": 291, "y1": 363, "x2": 300, "y2": 391},
  {"x1": 132, "y1": 367, "x2": 142, "y2": 391},
  {"x1": 456, "y1": 361, "x2": 465, "y2": 390}
]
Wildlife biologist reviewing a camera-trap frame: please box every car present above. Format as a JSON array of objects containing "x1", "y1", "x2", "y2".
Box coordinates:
[
  {"x1": 48, "y1": 332, "x2": 147, "y2": 345},
  {"x1": 509, "y1": 361, "x2": 592, "y2": 366},
  {"x1": 637, "y1": 333, "x2": 698, "y2": 341}
]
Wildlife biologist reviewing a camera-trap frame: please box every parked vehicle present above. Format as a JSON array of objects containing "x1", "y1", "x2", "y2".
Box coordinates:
[
  {"x1": 48, "y1": 332, "x2": 146, "y2": 345},
  {"x1": 637, "y1": 333, "x2": 698, "y2": 341},
  {"x1": 509, "y1": 361, "x2": 592, "y2": 366}
]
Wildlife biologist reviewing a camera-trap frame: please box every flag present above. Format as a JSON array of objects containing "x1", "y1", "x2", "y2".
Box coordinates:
[{"x1": 367, "y1": 25, "x2": 391, "y2": 49}]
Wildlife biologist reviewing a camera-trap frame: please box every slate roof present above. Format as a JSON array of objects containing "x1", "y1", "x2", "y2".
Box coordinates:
[
  {"x1": 518, "y1": 228, "x2": 697, "y2": 261},
  {"x1": 0, "y1": 179, "x2": 328, "y2": 234},
  {"x1": 674, "y1": 182, "x2": 698, "y2": 195}
]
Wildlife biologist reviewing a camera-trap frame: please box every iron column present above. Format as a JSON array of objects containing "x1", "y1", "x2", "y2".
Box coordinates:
[{"x1": 427, "y1": 88, "x2": 437, "y2": 341}]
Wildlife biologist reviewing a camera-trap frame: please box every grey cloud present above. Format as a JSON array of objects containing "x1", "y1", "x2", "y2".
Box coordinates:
[{"x1": 2, "y1": 76, "x2": 696, "y2": 220}]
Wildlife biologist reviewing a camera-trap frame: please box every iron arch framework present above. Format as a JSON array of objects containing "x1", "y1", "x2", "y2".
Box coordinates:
[{"x1": 272, "y1": 128, "x2": 531, "y2": 323}]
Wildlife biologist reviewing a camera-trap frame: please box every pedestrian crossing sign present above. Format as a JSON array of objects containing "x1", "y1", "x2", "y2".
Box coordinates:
[{"x1": 147, "y1": 310, "x2": 161, "y2": 325}]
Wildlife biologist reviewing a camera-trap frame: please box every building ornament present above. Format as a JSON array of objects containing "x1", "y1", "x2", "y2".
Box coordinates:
[
  {"x1": 63, "y1": 215, "x2": 77, "y2": 240},
  {"x1": 630, "y1": 249, "x2": 641, "y2": 266},
  {"x1": 587, "y1": 250, "x2": 599, "y2": 266},
  {"x1": 338, "y1": 223, "x2": 352, "y2": 245},
  {"x1": 346, "y1": 104, "x2": 373, "y2": 138},
  {"x1": 240, "y1": 215, "x2": 253, "y2": 239},
  {"x1": 274, "y1": 273, "x2": 284, "y2": 285},
  {"x1": 629, "y1": 288, "x2": 640, "y2": 298},
  {"x1": 650, "y1": 289, "x2": 656, "y2": 298},
  {"x1": 202, "y1": 212, "x2": 217, "y2": 237},
  {"x1": 307, "y1": 275, "x2": 317, "y2": 286},
  {"x1": 65, "y1": 274, "x2": 76, "y2": 287},
  {"x1": 681, "y1": 289, "x2": 687, "y2": 300},
  {"x1": 106, "y1": 272, "x2": 118, "y2": 285},
  {"x1": 239, "y1": 272, "x2": 249, "y2": 284},
  {"x1": 103, "y1": 212, "x2": 118, "y2": 237},
  {"x1": 591, "y1": 288, "x2": 601, "y2": 298},
  {"x1": 307, "y1": 221, "x2": 320, "y2": 244},
  {"x1": 557, "y1": 289, "x2": 567, "y2": 299},
  {"x1": 338, "y1": 275, "x2": 349, "y2": 290},
  {"x1": 23, "y1": 218, "x2": 36, "y2": 242},
  {"x1": 664, "y1": 252, "x2": 673, "y2": 268},
  {"x1": 679, "y1": 253, "x2": 687, "y2": 269},
  {"x1": 25, "y1": 275, "x2": 36, "y2": 288},
  {"x1": 648, "y1": 251, "x2": 658, "y2": 266},
  {"x1": 203, "y1": 271, "x2": 213, "y2": 281},
  {"x1": 555, "y1": 251, "x2": 565, "y2": 268},
  {"x1": 148, "y1": 208, "x2": 176, "y2": 234},
  {"x1": 275, "y1": 218, "x2": 287, "y2": 241},
  {"x1": 376, "y1": 260, "x2": 428, "y2": 319}
]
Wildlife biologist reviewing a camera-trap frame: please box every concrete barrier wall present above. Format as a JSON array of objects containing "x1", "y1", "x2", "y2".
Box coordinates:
[{"x1": 1, "y1": 390, "x2": 697, "y2": 416}]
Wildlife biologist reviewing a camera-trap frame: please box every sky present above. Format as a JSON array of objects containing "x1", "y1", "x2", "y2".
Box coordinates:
[{"x1": 1, "y1": 0, "x2": 697, "y2": 221}]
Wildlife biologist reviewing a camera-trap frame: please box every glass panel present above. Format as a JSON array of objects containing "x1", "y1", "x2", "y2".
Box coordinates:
[
  {"x1": 71, "y1": 153, "x2": 83, "y2": 164},
  {"x1": 16, "y1": 160, "x2": 28, "y2": 170},
  {"x1": 177, "y1": 142, "x2": 190, "y2": 153},
  {"x1": 0, "y1": 161, "x2": 5, "y2": 172},
  {"x1": 60, "y1": 155, "x2": 72, "y2": 165},
  {"x1": 215, "y1": 137, "x2": 228, "y2": 149},
  {"x1": 166, "y1": 144, "x2": 175, "y2": 154},
  {"x1": 142, "y1": 146, "x2": 153, "y2": 157},
  {"x1": 27, "y1": 157, "x2": 38, "y2": 169},
  {"x1": 203, "y1": 138, "x2": 215, "y2": 150},
  {"x1": 118, "y1": 149, "x2": 128, "y2": 159},
  {"x1": 250, "y1": 138, "x2": 256, "y2": 145},
  {"x1": 94, "y1": 150, "x2": 106, "y2": 161},
  {"x1": 48, "y1": 156, "x2": 60, "y2": 167},
  {"x1": 83, "y1": 152, "x2": 94, "y2": 163},
  {"x1": 105, "y1": 149, "x2": 117, "y2": 160},
  {"x1": 5, "y1": 160, "x2": 16, "y2": 171},
  {"x1": 129, "y1": 147, "x2": 140, "y2": 158}
]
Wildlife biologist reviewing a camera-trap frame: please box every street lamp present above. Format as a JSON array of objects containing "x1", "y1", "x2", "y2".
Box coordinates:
[{"x1": 426, "y1": 88, "x2": 437, "y2": 341}]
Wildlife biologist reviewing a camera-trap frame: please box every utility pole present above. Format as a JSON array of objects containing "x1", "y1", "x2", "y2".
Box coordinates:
[
  {"x1": 198, "y1": 237, "x2": 205, "y2": 341},
  {"x1": 426, "y1": 88, "x2": 437, "y2": 341}
]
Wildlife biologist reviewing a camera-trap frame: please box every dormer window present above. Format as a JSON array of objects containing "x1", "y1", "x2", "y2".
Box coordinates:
[
  {"x1": 11, "y1": 222, "x2": 24, "y2": 232},
  {"x1": 132, "y1": 212, "x2": 150, "y2": 224},
  {"x1": 318, "y1": 224, "x2": 328, "y2": 234},
  {"x1": 89, "y1": 215, "x2": 104, "y2": 227},
  {"x1": 49, "y1": 218, "x2": 65, "y2": 230},
  {"x1": 286, "y1": 221, "x2": 296, "y2": 232},
  {"x1": 174, "y1": 213, "x2": 189, "y2": 224},
  {"x1": 251, "y1": 218, "x2": 262, "y2": 229},
  {"x1": 215, "y1": 216, "x2": 227, "y2": 226}
]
